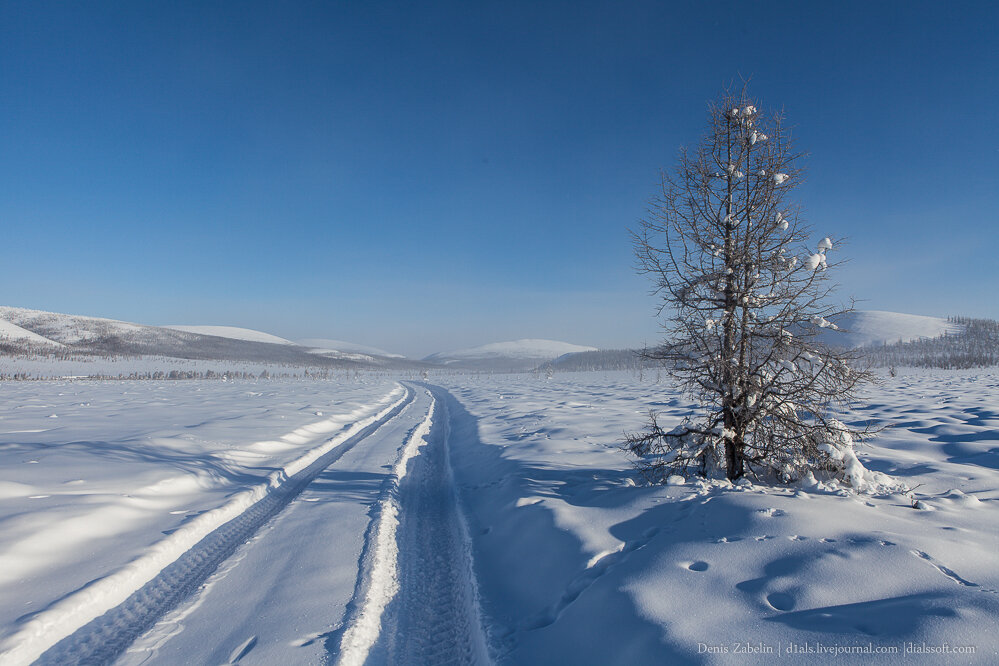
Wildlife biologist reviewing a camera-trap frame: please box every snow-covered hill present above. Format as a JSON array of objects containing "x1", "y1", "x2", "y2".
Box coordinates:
[
  {"x1": 0, "y1": 307, "x2": 153, "y2": 346},
  {"x1": 164, "y1": 326, "x2": 295, "y2": 346},
  {"x1": 0, "y1": 307, "x2": 418, "y2": 372},
  {"x1": 0, "y1": 319, "x2": 64, "y2": 348},
  {"x1": 822, "y1": 310, "x2": 962, "y2": 349},
  {"x1": 424, "y1": 339, "x2": 597, "y2": 371},
  {"x1": 297, "y1": 338, "x2": 403, "y2": 359}
]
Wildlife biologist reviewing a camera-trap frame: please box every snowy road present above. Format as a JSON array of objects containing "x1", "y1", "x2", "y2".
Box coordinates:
[
  {"x1": 7, "y1": 383, "x2": 490, "y2": 665},
  {"x1": 358, "y1": 385, "x2": 489, "y2": 665}
]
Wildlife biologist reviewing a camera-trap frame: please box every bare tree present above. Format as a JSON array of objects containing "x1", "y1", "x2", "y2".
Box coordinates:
[{"x1": 627, "y1": 89, "x2": 874, "y2": 483}]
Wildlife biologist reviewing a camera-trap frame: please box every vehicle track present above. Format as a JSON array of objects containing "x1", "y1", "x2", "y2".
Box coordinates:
[
  {"x1": 27, "y1": 386, "x2": 415, "y2": 666},
  {"x1": 348, "y1": 384, "x2": 490, "y2": 665}
]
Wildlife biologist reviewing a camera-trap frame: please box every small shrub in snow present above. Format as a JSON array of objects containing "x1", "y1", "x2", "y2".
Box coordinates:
[{"x1": 814, "y1": 420, "x2": 902, "y2": 494}]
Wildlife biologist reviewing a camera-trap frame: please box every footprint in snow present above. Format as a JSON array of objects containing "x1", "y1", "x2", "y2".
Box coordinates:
[
  {"x1": 685, "y1": 561, "x2": 710, "y2": 572},
  {"x1": 766, "y1": 592, "x2": 796, "y2": 611}
]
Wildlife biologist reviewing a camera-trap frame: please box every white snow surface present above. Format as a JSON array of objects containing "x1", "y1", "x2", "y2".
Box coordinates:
[
  {"x1": 823, "y1": 310, "x2": 963, "y2": 349},
  {"x1": 163, "y1": 325, "x2": 294, "y2": 345},
  {"x1": 0, "y1": 378, "x2": 402, "y2": 663},
  {"x1": 1, "y1": 370, "x2": 997, "y2": 663},
  {"x1": 438, "y1": 370, "x2": 999, "y2": 663}
]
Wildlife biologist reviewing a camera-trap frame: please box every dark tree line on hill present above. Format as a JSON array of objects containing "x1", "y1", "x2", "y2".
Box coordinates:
[
  {"x1": 862, "y1": 317, "x2": 999, "y2": 369},
  {"x1": 540, "y1": 317, "x2": 999, "y2": 374},
  {"x1": 542, "y1": 349, "x2": 648, "y2": 372}
]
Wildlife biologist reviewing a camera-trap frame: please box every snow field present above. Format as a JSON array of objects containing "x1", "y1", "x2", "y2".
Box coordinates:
[
  {"x1": 114, "y1": 386, "x2": 438, "y2": 664},
  {"x1": 0, "y1": 370, "x2": 996, "y2": 663},
  {"x1": 0, "y1": 379, "x2": 405, "y2": 665},
  {"x1": 440, "y1": 370, "x2": 999, "y2": 663}
]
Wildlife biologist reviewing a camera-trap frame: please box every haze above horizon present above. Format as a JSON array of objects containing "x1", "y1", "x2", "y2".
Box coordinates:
[{"x1": 1, "y1": 1, "x2": 995, "y2": 358}]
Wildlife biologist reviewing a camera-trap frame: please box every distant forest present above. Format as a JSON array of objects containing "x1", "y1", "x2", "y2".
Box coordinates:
[
  {"x1": 546, "y1": 317, "x2": 999, "y2": 373},
  {"x1": 862, "y1": 317, "x2": 999, "y2": 369}
]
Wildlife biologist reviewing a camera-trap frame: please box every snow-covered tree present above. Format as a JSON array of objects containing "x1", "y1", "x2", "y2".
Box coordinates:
[{"x1": 627, "y1": 90, "x2": 874, "y2": 483}]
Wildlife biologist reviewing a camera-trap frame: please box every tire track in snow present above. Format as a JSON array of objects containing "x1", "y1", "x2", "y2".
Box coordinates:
[
  {"x1": 333, "y1": 384, "x2": 490, "y2": 666},
  {"x1": 334, "y1": 389, "x2": 437, "y2": 666},
  {"x1": 7, "y1": 386, "x2": 414, "y2": 666}
]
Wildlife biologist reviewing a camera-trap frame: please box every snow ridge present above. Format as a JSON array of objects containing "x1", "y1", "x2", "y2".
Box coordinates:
[
  {"x1": 1, "y1": 386, "x2": 410, "y2": 666},
  {"x1": 336, "y1": 390, "x2": 437, "y2": 666}
]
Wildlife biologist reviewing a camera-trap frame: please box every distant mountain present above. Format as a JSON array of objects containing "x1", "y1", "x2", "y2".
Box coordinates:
[
  {"x1": 862, "y1": 316, "x2": 999, "y2": 369},
  {"x1": 164, "y1": 325, "x2": 295, "y2": 346},
  {"x1": 819, "y1": 310, "x2": 962, "y2": 349},
  {"x1": 297, "y1": 338, "x2": 404, "y2": 359},
  {"x1": 0, "y1": 307, "x2": 420, "y2": 370},
  {"x1": 546, "y1": 348, "x2": 645, "y2": 372},
  {"x1": 545, "y1": 311, "x2": 978, "y2": 373},
  {"x1": 424, "y1": 339, "x2": 597, "y2": 372}
]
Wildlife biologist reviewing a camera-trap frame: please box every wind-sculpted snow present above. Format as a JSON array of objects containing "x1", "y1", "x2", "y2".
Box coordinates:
[{"x1": 438, "y1": 370, "x2": 999, "y2": 662}]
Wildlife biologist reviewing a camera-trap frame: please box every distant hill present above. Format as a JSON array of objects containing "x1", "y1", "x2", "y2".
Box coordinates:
[
  {"x1": 818, "y1": 311, "x2": 962, "y2": 349},
  {"x1": 545, "y1": 311, "x2": 996, "y2": 372},
  {"x1": 297, "y1": 338, "x2": 403, "y2": 359},
  {"x1": 0, "y1": 307, "x2": 421, "y2": 370},
  {"x1": 545, "y1": 348, "x2": 646, "y2": 372},
  {"x1": 424, "y1": 339, "x2": 597, "y2": 372},
  {"x1": 862, "y1": 317, "x2": 999, "y2": 368},
  {"x1": 0, "y1": 318, "x2": 65, "y2": 347},
  {"x1": 164, "y1": 325, "x2": 295, "y2": 346}
]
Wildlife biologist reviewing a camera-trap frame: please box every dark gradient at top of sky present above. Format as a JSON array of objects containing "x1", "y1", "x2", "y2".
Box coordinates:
[{"x1": 1, "y1": 1, "x2": 995, "y2": 357}]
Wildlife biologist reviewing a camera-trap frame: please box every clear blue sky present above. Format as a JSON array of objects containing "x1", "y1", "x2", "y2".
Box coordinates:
[{"x1": 1, "y1": 1, "x2": 995, "y2": 357}]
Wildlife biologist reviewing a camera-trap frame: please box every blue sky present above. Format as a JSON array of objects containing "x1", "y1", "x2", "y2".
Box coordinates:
[{"x1": 1, "y1": 1, "x2": 996, "y2": 357}]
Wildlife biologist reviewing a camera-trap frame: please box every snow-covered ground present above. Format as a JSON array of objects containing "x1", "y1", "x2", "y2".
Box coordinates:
[
  {"x1": 0, "y1": 370, "x2": 996, "y2": 664},
  {"x1": 441, "y1": 370, "x2": 999, "y2": 663},
  {"x1": 0, "y1": 378, "x2": 402, "y2": 663},
  {"x1": 0, "y1": 355, "x2": 341, "y2": 379}
]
